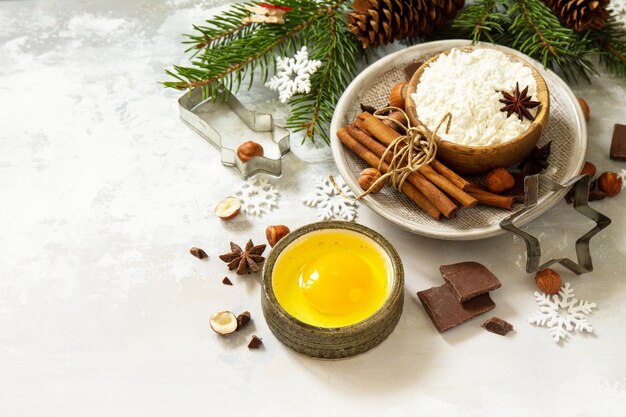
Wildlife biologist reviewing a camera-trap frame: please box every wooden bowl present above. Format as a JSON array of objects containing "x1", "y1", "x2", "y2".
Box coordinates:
[
  {"x1": 405, "y1": 46, "x2": 550, "y2": 175},
  {"x1": 261, "y1": 221, "x2": 404, "y2": 359}
]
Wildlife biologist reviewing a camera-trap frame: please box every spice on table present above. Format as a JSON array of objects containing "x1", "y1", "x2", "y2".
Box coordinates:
[
  {"x1": 190, "y1": 247, "x2": 208, "y2": 260},
  {"x1": 219, "y1": 240, "x2": 266, "y2": 275},
  {"x1": 222, "y1": 277, "x2": 233, "y2": 286},
  {"x1": 482, "y1": 317, "x2": 514, "y2": 336},
  {"x1": 248, "y1": 335, "x2": 263, "y2": 349},
  {"x1": 610, "y1": 124, "x2": 626, "y2": 161}
]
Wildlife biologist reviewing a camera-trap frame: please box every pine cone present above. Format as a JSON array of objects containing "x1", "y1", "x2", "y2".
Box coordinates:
[
  {"x1": 347, "y1": 0, "x2": 465, "y2": 49},
  {"x1": 544, "y1": 0, "x2": 609, "y2": 32}
]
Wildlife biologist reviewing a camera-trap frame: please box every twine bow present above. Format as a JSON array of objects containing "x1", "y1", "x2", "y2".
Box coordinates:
[{"x1": 332, "y1": 107, "x2": 452, "y2": 199}]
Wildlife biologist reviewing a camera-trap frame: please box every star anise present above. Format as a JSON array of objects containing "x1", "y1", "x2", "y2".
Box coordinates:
[
  {"x1": 219, "y1": 240, "x2": 266, "y2": 275},
  {"x1": 499, "y1": 82, "x2": 541, "y2": 122}
]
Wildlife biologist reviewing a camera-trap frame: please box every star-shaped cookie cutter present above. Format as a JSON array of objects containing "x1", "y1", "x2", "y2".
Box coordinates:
[
  {"x1": 178, "y1": 86, "x2": 290, "y2": 179},
  {"x1": 500, "y1": 174, "x2": 611, "y2": 274}
]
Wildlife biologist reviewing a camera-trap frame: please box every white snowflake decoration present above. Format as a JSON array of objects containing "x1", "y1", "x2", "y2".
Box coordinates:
[
  {"x1": 619, "y1": 169, "x2": 626, "y2": 190},
  {"x1": 529, "y1": 282, "x2": 597, "y2": 343},
  {"x1": 302, "y1": 176, "x2": 358, "y2": 221},
  {"x1": 234, "y1": 178, "x2": 279, "y2": 217},
  {"x1": 265, "y1": 46, "x2": 322, "y2": 103},
  {"x1": 612, "y1": 1, "x2": 626, "y2": 25}
]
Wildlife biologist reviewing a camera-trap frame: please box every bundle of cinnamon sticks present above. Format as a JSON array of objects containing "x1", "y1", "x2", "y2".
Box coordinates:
[{"x1": 337, "y1": 112, "x2": 514, "y2": 220}]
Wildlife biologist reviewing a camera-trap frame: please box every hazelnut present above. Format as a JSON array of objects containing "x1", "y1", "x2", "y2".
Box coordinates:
[
  {"x1": 580, "y1": 161, "x2": 596, "y2": 178},
  {"x1": 597, "y1": 171, "x2": 623, "y2": 197},
  {"x1": 213, "y1": 196, "x2": 242, "y2": 220},
  {"x1": 382, "y1": 111, "x2": 408, "y2": 132},
  {"x1": 389, "y1": 82, "x2": 408, "y2": 110},
  {"x1": 236, "y1": 141, "x2": 264, "y2": 162},
  {"x1": 535, "y1": 269, "x2": 562, "y2": 295},
  {"x1": 486, "y1": 167, "x2": 515, "y2": 194},
  {"x1": 358, "y1": 168, "x2": 384, "y2": 193},
  {"x1": 209, "y1": 311, "x2": 238, "y2": 335},
  {"x1": 577, "y1": 97, "x2": 590, "y2": 122},
  {"x1": 265, "y1": 225, "x2": 290, "y2": 247}
]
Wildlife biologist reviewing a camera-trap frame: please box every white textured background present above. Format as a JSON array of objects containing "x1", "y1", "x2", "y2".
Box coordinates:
[{"x1": 1, "y1": 1, "x2": 625, "y2": 416}]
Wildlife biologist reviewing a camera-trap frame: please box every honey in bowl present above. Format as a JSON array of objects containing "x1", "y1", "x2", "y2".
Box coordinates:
[{"x1": 272, "y1": 229, "x2": 391, "y2": 328}]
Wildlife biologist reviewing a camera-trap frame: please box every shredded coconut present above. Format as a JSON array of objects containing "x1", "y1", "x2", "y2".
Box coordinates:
[{"x1": 411, "y1": 48, "x2": 538, "y2": 147}]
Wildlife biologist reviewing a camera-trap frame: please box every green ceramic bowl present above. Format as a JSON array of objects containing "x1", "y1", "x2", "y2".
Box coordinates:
[{"x1": 261, "y1": 221, "x2": 404, "y2": 359}]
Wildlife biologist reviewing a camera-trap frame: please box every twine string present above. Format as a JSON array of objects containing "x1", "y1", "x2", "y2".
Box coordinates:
[{"x1": 331, "y1": 107, "x2": 452, "y2": 200}]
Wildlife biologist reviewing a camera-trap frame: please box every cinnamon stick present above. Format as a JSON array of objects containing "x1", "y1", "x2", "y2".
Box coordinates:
[
  {"x1": 419, "y1": 165, "x2": 478, "y2": 208},
  {"x1": 337, "y1": 128, "x2": 442, "y2": 220},
  {"x1": 430, "y1": 160, "x2": 472, "y2": 191},
  {"x1": 358, "y1": 112, "x2": 402, "y2": 146},
  {"x1": 467, "y1": 189, "x2": 515, "y2": 210},
  {"x1": 352, "y1": 116, "x2": 458, "y2": 218}
]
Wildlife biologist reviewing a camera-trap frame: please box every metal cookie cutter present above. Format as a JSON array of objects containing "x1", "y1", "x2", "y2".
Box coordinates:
[
  {"x1": 178, "y1": 86, "x2": 290, "y2": 178},
  {"x1": 500, "y1": 174, "x2": 611, "y2": 274}
]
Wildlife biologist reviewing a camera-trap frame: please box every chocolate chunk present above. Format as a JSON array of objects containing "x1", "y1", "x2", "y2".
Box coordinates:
[
  {"x1": 417, "y1": 285, "x2": 495, "y2": 332},
  {"x1": 440, "y1": 262, "x2": 501, "y2": 303},
  {"x1": 483, "y1": 317, "x2": 513, "y2": 336},
  {"x1": 236, "y1": 311, "x2": 251, "y2": 331},
  {"x1": 248, "y1": 335, "x2": 262, "y2": 349},
  {"x1": 222, "y1": 277, "x2": 233, "y2": 285},
  {"x1": 404, "y1": 60, "x2": 425, "y2": 81},
  {"x1": 610, "y1": 124, "x2": 626, "y2": 161},
  {"x1": 190, "y1": 247, "x2": 208, "y2": 259}
]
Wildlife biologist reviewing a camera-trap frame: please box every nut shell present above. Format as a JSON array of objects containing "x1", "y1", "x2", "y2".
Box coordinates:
[
  {"x1": 486, "y1": 167, "x2": 515, "y2": 194},
  {"x1": 358, "y1": 168, "x2": 384, "y2": 193},
  {"x1": 389, "y1": 82, "x2": 408, "y2": 110},
  {"x1": 209, "y1": 311, "x2": 238, "y2": 335},
  {"x1": 266, "y1": 225, "x2": 290, "y2": 247},
  {"x1": 597, "y1": 171, "x2": 622, "y2": 197},
  {"x1": 535, "y1": 268, "x2": 562, "y2": 295},
  {"x1": 577, "y1": 97, "x2": 590, "y2": 122},
  {"x1": 236, "y1": 141, "x2": 264, "y2": 162},
  {"x1": 214, "y1": 196, "x2": 242, "y2": 220}
]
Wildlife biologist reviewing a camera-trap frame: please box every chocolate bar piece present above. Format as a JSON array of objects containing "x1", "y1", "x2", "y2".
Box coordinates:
[
  {"x1": 404, "y1": 60, "x2": 425, "y2": 81},
  {"x1": 610, "y1": 124, "x2": 626, "y2": 161},
  {"x1": 440, "y1": 261, "x2": 501, "y2": 303},
  {"x1": 417, "y1": 285, "x2": 495, "y2": 332},
  {"x1": 482, "y1": 317, "x2": 513, "y2": 336}
]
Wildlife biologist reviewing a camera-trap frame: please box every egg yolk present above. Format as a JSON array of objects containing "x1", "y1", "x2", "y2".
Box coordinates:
[{"x1": 299, "y1": 252, "x2": 373, "y2": 315}]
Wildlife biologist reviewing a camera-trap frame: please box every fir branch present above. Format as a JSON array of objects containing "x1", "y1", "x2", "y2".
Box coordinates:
[
  {"x1": 591, "y1": 16, "x2": 626, "y2": 78},
  {"x1": 452, "y1": 0, "x2": 509, "y2": 42},
  {"x1": 286, "y1": 5, "x2": 360, "y2": 143},
  {"x1": 505, "y1": 0, "x2": 595, "y2": 81}
]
